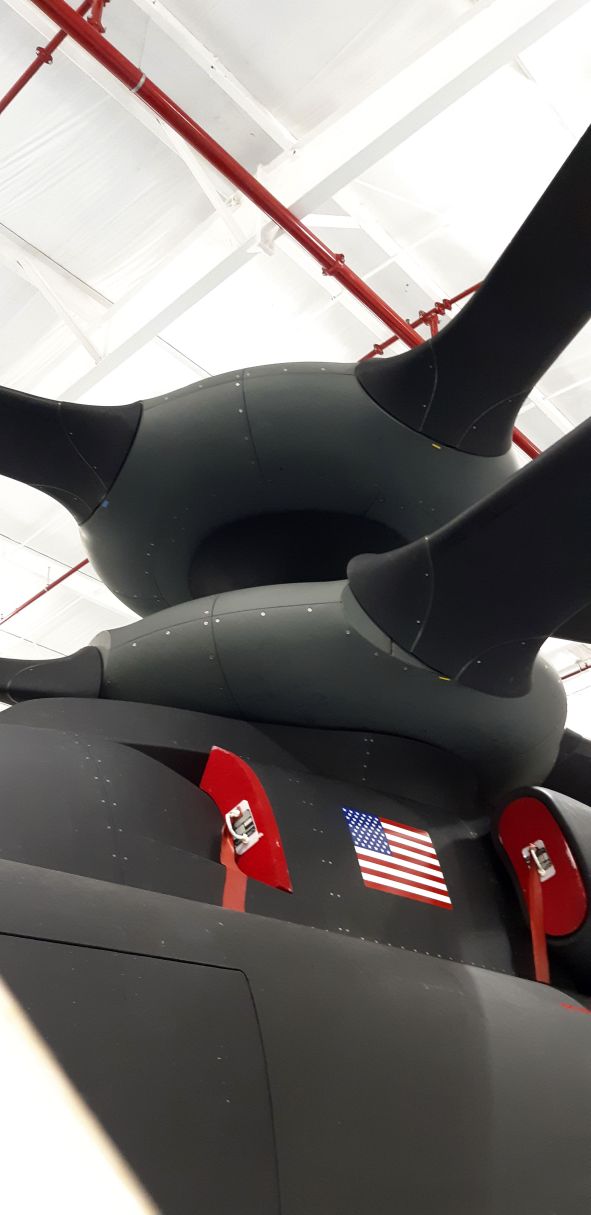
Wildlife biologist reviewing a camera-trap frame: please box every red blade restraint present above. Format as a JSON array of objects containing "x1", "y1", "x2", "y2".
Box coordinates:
[
  {"x1": 524, "y1": 849, "x2": 550, "y2": 984},
  {"x1": 200, "y1": 746, "x2": 292, "y2": 912}
]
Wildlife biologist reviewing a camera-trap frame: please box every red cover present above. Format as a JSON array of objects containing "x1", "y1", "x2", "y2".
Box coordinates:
[
  {"x1": 200, "y1": 746, "x2": 292, "y2": 893},
  {"x1": 497, "y1": 795, "x2": 587, "y2": 937}
]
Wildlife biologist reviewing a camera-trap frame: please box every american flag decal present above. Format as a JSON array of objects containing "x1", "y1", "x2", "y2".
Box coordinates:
[{"x1": 343, "y1": 807, "x2": 452, "y2": 909}]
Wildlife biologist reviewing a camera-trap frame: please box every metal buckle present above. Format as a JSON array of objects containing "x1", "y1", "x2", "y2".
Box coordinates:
[
  {"x1": 522, "y1": 839, "x2": 556, "y2": 882},
  {"x1": 224, "y1": 800, "x2": 264, "y2": 856}
]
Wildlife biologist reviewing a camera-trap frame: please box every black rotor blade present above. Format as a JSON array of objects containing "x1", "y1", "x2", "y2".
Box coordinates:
[
  {"x1": 0, "y1": 386, "x2": 141, "y2": 522},
  {"x1": 554, "y1": 603, "x2": 591, "y2": 643},
  {"x1": 356, "y1": 124, "x2": 591, "y2": 456},
  {"x1": 0, "y1": 647, "x2": 102, "y2": 704},
  {"x1": 348, "y1": 416, "x2": 591, "y2": 696}
]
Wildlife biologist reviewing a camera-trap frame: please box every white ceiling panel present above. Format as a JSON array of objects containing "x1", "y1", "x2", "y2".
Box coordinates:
[
  {"x1": 0, "y1": 6, "x2": 212, "y2": 297},
  {"x1": 163, "y1": 0, "x2": 477, "y2": 133}
]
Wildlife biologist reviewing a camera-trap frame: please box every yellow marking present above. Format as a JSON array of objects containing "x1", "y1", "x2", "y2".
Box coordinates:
[
  {"x1": 438, "y1": 676, "x2": 451, "y2": 682},
  {"x1": 432, "y1": 443, "x2": 442, "y2": 450}
]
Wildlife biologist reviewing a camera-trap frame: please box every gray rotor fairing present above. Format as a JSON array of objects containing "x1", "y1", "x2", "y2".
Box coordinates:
[
  {"x1": 93, "y1": 580, "x2": 566, "y2": 793},
  {"x1": 81, "y1": 364, "x2": 519, "y2": 613}
]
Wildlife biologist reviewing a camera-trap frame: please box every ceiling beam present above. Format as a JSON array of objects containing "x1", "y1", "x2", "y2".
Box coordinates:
[
  {"x1": 15, "y1": 253, "x2": 102, "y2": 362},
  {"x1": 129, "y1": 0, "x2": 296, "y2": 151},
  {"x1": 0, "y1": 223, "x2": 210, "y2": 386},
  {"x1": 158, "y1": 124, "x2": 246, "y2": 244},
  {"x1": 268, "y1": 0, "x2": 589, "y2": 218}
]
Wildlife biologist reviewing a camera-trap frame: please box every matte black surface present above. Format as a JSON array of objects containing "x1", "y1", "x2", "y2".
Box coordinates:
[
  {"x1": 555, "y1": 601, "x2": 591, "y2": 644},
  {"x1": 0, "y1": 710, "x2": 522, "y2": 969},
  {"x1": 0, "y1": 725, "x2": 224, "y2": 901},
  {"x1": 356, "y1": 125, "x2": 591, "y2": 454},
  {"x1": 0, "y1": 936, "x2": 279, "y2": 1215},
  {"x1": 240, "y1": 757, "x2": 529, "y2": 977},
  {"x1": 1, "y1": 859, "x2": 590, "y2": 1215},
  {"x1": 349, "y1": 417, "x2": 591, "y2": 694},
  {"x1": 0, "y1": 645, "x2": 102, "y2": 704},
  {"x1": 0, "y1": 696, "x2": 477, "y2": 807},
  {"x1": 0, "y1": 387, "x2": 141, "y2": 522},
  {"x1": 189, "y1": 509, "x2": 401, "y2": 596}
]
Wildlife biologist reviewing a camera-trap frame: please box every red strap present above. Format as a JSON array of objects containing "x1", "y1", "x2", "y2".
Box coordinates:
[
  {"x1": 220, "y1": 829, "x2": 248, "y2": 912},
  {"x1": 527, "y1": 862, "x2": 550, "y2": 984}
]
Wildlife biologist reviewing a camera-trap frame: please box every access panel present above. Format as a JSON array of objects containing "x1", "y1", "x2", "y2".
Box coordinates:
[{"x1": 0, "y1": 936, "x2": 278, "y2": 1215}]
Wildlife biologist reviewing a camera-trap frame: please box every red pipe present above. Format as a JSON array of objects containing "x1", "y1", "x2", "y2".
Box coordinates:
[
  {"x1": 0, "y1": 558, "x2": 89, "y2": 627},
  {"x1": 361, "y1": 283, "x2": 482, "y2": 359},
  {"x1": 561, "y1": 661, "x2": 591, "y2": 683},
  {"x1": 512, "y1": 429, "x2": 541, "y2": 459},
  {"x1": 28, "y1": 0, "x2": 421, "y2": 349},
  {"x1": 87, "y1": 0, "x2": 108, "y2": 33},
  {"x1": 0, "y1": 0, "x2": 93, "y2": 117}
]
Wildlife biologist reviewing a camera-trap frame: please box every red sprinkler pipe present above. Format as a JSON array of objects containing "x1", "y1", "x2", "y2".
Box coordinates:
[
  {"x1": 512, "y1": 429, "x2": 541, "y2": 459},
  {"x1": 28, "y1": 0, "x2": 421, "y2": 349},
  {"x1": 562, "y1": 661, "x2": 591, "y2": 682},
  {"x1": 87, "y1": 0, "x2": 108, "y2": 33},
  {"x1": 0, "y1": 558, "x2": 89, "y2": 628},
  {"x1": 361, "y1": 283, "x2": 482, "y2": 359},
  {"x1": 0, "y1": 0, "x2": 93, "y2": 117}
]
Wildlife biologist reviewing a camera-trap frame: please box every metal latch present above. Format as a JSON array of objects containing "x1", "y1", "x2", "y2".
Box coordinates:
[
  {"x1": 224, "y1": 800, "x2": 263, "y2": 856},
  {"x1": 522, "y1": 839, "x2": 556, "y2": 882}
]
